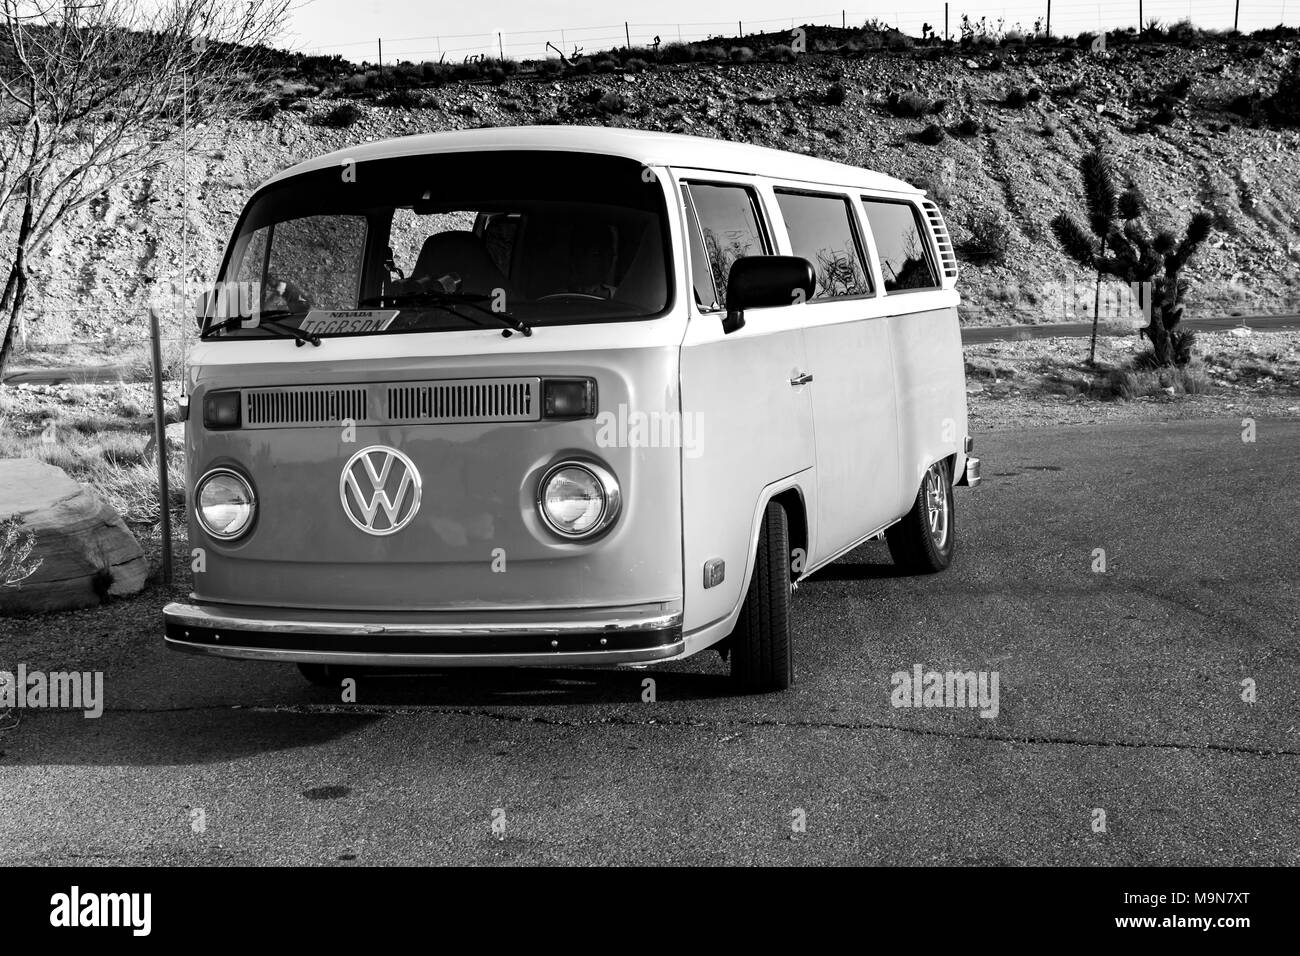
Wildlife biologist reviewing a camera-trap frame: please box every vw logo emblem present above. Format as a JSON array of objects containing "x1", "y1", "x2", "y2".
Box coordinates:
[{"x1": 339, "y1": 445, "x2": 422, "y2": 536}]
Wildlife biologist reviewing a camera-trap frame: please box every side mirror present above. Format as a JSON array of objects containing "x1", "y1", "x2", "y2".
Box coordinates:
[{"x1": 722, "y1": 256, "x2": 816, "y2": 334}]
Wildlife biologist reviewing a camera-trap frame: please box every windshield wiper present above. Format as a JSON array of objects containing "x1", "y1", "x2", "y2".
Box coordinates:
[
  {"x1": 363, "y1": 291, "x2": 533, "y2": 338},
  {"x1": 205, "y1": 311, "x2": 321, "y2": 347}
]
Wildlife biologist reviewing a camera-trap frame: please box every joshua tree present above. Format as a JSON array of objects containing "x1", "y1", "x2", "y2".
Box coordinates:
[{"x1": 1052, "y1": 148, "x2": 1213, "y2": 368}]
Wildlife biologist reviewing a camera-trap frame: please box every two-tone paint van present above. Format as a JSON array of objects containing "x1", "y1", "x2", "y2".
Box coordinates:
[{"x1": 163, "y1": 126, "x2": 980, "y2": 692}]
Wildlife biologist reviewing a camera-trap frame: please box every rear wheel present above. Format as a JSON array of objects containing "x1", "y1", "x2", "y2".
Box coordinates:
[
  {"x1": 886, "y1": 460, "x2": 956, "y2": 573},
  {"x1": 730, "y1": 500, "x2": 793, "y2": 693}
]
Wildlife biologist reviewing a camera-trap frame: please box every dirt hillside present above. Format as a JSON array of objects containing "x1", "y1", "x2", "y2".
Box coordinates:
[{"x1": 16, "y1": 35, "x2": 1300, "y2": 353}]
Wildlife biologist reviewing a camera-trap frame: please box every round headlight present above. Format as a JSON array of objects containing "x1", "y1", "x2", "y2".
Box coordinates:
[
  {"x1": 196, "y1": 468, "x2": 256, "y2": 540},
  {"x1": 538, "y1": 461, "x2": 620, "y2": 538}
]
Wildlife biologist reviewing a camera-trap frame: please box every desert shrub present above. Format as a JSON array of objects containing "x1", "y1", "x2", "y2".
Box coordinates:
[
  {"x1": 1052, "y1": 80, "x2": 1084, "y2": 101},
  {"x1": 768, "y1": 44, "x2": 795, "y2": 63},
  {"x1": 1003, "y1": 86, "x2": 1040, "y2": 108},
  {"x1": 916, "y1": 123, "x2": 946, "y2": 144},
  {"x1": 624, "y1": 57, "x2": 649, "y2": 73},
  {"x1": 571, "y1": 58, "x2": 594, "y2": 75},
  {"x1": 699, "y1": 45, "x2": 727, "y2": 61},
  {"x1": 886, "y1": 31, "x2": 913, "y2": 51},
  {"x1": 597, "y1": 91, "x2": 626, "y2": 114},
  {"x1": 248, "y1": 97, "x2": 281, "y2": 121},
  {"x1": 886, "y1": 91, "x2": 936, "y2": 117},
  {"x1": 1040, "y1": 116, "x2": 1059, "y2": 137},
  {"x1": 1098, "y1": 363, "x2": 1209, "y2": 399},
  {"x1": 486, "y1": 66, "x2": 507, "y2": 85},
  {"x1": 1167, "y1": 18, "x2": 1200, "y2": 44},
  {"x1": 390, "y1": 61, "x2": 423, "y2": 86},
  {"x1": 918, "y1": 169, "x2": 954, "y2": 205},
  {"x1": 661, "y1": 42, "x2": 696, "y2": 63},
  {"x1": 318, "y1": 103, "x2": 363, "y2": 128},
  {"x1": 336, "y1": 73, "x2": 368, "y2": 96},
  {"x1": 1151, "y1": 103, "x2": 1177, "y2": 125},
  {"x1": 826, "y1": 82, "x2": 847, "y2": 105},
  {"x1": 1228, "y1": 92, "x2": 1258, "y2": 117},
  {"x1": 1133, "y1": 330, "x2": 1197, "y2": 368},
  {"x1": 536, "y1": 58, "x2": 563, "y2": 76},
  {"x1": 422, "y1": 61, "x2": 455, "y2": 85},
  {"x1": 378, "y1": 88, "x2": 422, "y2": 108},
  {"x1": 962, "y1": 209, "x2": 1013, "y2": 263},
  {"x1": 730, "y1": 46, "x2": 755, "y2": 62},
  {"x1": 952, "y1": 116, "x2": 981, "y2": 137},
  {"x1": 0, "y1": 515, "x2": 42, "y2": 589},
  {"x1": 1267, "y1": 56, "x2": 1300, "y2": 125}
]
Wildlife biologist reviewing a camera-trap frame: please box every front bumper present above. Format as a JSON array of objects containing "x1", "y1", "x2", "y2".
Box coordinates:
[{"x1": 163, "y1": 599, "x2": 684, "y2": 667}]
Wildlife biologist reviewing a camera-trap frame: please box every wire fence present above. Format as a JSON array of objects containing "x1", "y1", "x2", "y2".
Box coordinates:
[{"x1": 293, "y1": 2, "x2": 1296, "y2": 62}]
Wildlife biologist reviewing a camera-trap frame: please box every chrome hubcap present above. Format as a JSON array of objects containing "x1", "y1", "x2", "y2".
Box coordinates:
[{"x1": 924, "y1": 463, "x2": 949, "y2": 549}]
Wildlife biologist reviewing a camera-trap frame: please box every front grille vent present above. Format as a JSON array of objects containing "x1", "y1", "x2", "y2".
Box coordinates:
[
  {"x1": 238, "y1": 378, "x2": 541, "y2": 428},
  {"x1": 245, "y1": 385, "x2": 367, "y2": 427},
  {"x1": 386, "y1": 378, "x2": 538, "y2": 424}
]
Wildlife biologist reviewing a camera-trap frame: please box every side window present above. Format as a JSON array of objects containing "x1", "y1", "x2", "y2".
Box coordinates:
[
  {"x1": 773, "y1": 190, "x2": 871, "y2": 299},
  {"x1": 682, "y1": 188, "x2": 718, "y2": 309},
  {"x1": 861, "y1": 199, "x2": 940, "y2": 293},
  {"x1": 683, "y1": 182, "x2": 769, "y2": 310}
]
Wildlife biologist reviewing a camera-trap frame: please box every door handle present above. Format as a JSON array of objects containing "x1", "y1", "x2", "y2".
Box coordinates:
[{"x1": 789, "y1": 371, "x2": 813, "y2": 386}]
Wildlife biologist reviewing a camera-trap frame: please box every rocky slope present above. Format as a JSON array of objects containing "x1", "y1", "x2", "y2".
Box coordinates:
[{"x1": 14, "y1": 36, "x2": 1300, "y2": 354}]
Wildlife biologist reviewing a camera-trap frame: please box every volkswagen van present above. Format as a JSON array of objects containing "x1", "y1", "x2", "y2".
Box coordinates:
[{"x1": 163, "y1": 126, "x2": 980, "y2": 693}]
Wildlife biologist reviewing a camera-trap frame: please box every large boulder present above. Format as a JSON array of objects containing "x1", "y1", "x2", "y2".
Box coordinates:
[{"x1": 0, "y1": 459, "x2": 148, "y2": 614}]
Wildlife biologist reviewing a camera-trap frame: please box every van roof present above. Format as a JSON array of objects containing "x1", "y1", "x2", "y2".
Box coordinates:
[{"x1": 259, "y1": 125, "x2": 920, "y2": 194}]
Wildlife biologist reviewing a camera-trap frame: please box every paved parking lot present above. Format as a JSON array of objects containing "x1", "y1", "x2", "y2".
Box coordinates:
[{"x1": 1, "y1": 418, "x2": 1297, "y2": 864}]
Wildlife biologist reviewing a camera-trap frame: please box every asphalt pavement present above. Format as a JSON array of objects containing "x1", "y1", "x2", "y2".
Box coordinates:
[{"x1": 1, "y1": 418, "x2": 1297, "y2": 865}]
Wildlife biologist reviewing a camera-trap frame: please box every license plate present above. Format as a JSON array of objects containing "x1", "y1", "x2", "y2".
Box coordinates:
[{"x1": 299, "y1": 310, "x2": 399, "y2": 335}]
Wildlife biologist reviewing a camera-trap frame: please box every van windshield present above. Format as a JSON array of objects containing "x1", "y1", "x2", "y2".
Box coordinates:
[{"x1": 206, "y1": 151, "x2": 672, "y2": 339}]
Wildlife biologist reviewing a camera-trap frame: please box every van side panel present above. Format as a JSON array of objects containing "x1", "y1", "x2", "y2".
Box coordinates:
[
  {"x1": 673, "y1": 171, "x2": 817, "y2": 638},
  {"x1": 888, "y1": 299, "x2": 967, "y2": 502}
]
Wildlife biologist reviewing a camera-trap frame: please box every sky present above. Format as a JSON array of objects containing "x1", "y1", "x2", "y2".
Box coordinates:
[{"x1": 283, "y1": 0, "x2": 1296, "y2": 63}]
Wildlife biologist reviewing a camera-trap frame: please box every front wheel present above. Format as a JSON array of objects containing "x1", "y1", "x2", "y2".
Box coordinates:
[
  {"x1": 886, "y1": 460, "x2": 956, "y2": 574},
  {"x1": 730, "y1": 500, "x2": 793, "y2": 693}
]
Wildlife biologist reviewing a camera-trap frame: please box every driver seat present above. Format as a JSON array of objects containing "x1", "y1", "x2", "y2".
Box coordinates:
[{"x1": 407, "y1": 231, "x2": 517, "y2": 300}]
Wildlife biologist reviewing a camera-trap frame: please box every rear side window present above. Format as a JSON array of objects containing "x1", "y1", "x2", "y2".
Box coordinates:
[
  {"x1": 774, "y1": 190, "x2": 871, "y2": 299},
  {"x1": 860, "y1": 199, "x2": 940, "y2": 293},
  {"x1": 683, "y1": 182, "x2": 769, "y2": 310}
]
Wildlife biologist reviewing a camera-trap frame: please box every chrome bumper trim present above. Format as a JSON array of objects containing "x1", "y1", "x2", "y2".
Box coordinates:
[
  {"x1": 163, "y1": 637, "x2": 687, "y2": 668},
  {"x1": 163, "y1": 600, "x2": 681, "y2": 638},
  {"x1": 163, "y1": 599, "x2": 684, "y2": 667}
]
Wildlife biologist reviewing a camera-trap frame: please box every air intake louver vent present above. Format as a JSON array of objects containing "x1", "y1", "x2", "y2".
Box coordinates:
[
  {"x1": 386, "y1": 378, "x2": 539, "y2": 424},
  {"x1": 245, "y1": 385, "x2": 367, "y2": 428},
  {"x1": 922, "y1": 199, "x2": 959, "y2": 283}
]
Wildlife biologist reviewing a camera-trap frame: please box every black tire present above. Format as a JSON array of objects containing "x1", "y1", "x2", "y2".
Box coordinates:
[
  {"x1": 730, "y1": 500, "x2": 793, "y2": 692},
  {"x1": 886, "y1": 459, "x2": 956, "y2": 574},
  {"x1": 297, "y1": 663, "x2": 350, "y2": 687}
]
